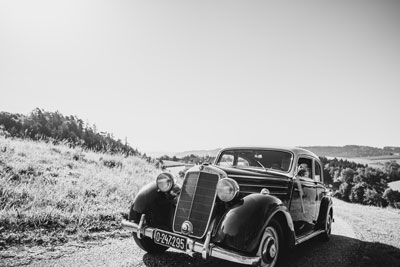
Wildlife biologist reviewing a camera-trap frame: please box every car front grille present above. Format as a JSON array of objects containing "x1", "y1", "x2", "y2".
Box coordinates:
[{"x1": 173, "y1": 171, "x2": 219, "y2": 238}]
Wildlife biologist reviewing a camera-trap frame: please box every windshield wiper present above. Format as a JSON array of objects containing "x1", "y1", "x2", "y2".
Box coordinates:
[{"x1": 254, "y1": 160, "x2": 270, "y2": 172}]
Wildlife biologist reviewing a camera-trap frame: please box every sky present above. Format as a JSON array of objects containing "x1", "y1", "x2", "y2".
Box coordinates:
[{"x1": 0, "y1": 0, "x2": 399, "y2": 153}]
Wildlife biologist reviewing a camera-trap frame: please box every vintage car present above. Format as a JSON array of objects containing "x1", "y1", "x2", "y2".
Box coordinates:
[{"x1": 122, "y1": 147, "x2": 333, "y2": 267}]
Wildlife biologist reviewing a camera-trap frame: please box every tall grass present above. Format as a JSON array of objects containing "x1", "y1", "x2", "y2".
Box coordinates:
[{"x1": 0, "y1": 136, "x2": 157, "y2": 246}]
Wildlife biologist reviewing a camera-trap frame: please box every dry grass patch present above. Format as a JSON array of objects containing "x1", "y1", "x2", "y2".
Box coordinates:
[
  {"x1": 333, "y1": 199, "x2": 400, "y2": 266},
  {"x1": 0, "y1": 137, "x2": 157, "y2": 247}
]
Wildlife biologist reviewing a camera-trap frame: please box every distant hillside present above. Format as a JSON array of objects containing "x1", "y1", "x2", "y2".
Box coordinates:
[
  {"x1": 146, "y1": 151, "x2": 178, "y2": 158},
  {"x1": 174, "y1": 148, "x2": 221, "y2": 158},
  {"x1": 302, "y1": 145, "x2": 400, "y2": 158}
]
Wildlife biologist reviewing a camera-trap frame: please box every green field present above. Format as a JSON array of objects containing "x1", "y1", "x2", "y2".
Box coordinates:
[{"x1": 0, "y1": 137, "x2": 157, "y2": 247}]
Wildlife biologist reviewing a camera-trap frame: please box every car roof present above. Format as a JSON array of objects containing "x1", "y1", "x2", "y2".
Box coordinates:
[{"x1": 217, "y1": 146, "x2": 320, "y2": 159}]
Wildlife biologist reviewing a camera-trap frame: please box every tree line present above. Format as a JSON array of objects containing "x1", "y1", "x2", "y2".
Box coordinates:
[
  {"x1": 0, "y1": 108, "x2": 140, "y2": 156},
  {"x1": 158, "y1": 154, "x2": 215, "y2": 165}
]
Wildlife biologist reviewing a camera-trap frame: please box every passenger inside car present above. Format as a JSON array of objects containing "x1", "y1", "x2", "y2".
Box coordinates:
[{"x1": 271, "y1": 163, "x2": 281, "y2": 170}]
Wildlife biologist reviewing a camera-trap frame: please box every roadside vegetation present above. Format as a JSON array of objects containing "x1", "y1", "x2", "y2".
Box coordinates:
[{"x1": 0, "y1": 136, "x2": 157, "y2": 248}]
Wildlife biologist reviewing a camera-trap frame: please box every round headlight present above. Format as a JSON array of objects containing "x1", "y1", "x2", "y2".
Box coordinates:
[
  {"x1": 156, "y1": 172, "x2": 174, "y2": 192},
  {"x1": 216, "y1": 178, "x2": 239, "y2": 202}
]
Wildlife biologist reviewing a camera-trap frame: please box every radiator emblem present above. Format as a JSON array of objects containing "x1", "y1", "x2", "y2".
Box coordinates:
[{"x1": 181, "y1": 220, "x2": 193, "y2": 235}]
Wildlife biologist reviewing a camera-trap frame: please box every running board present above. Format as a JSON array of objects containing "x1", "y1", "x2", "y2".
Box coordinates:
[{"x1": 295, "y1": 230, "x2": 325, "y2": 245}]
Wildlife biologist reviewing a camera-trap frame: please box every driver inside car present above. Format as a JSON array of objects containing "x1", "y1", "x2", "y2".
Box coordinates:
[{"x1": 298, "y1": 163, "x2": 311, "y2": 178}]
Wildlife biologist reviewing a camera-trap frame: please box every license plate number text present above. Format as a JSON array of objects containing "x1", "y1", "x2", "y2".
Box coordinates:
[{"x1": 153, "y1": 230, "x2": 187, "y2": 251}]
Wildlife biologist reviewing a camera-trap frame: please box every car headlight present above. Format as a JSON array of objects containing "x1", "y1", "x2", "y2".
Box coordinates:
[
  {"x1": 216, "y1": 178, "x2": 239, "y2": 202},
  {"x1": 156, "y1": 172, "x2": 174, "y2": 192}
]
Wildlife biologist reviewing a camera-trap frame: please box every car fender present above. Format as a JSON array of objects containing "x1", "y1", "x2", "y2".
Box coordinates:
[
  {"x1": 128, "y1": 182, "x2": 175, "y2": 231},
  {"x1": 316, "y1": 195, "x2": 333, "y2": 228},
  {"x1": 213, "y1": 193, "x2": 295, "y2": 254}
]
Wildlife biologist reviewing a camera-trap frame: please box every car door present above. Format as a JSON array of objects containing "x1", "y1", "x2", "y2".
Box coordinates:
[
  {"x1": 314, "y1": 159, "x2": 325, "y2": 219},
  {"x1": 289, "y1": 156, "x2": 318, "y2": 236}
]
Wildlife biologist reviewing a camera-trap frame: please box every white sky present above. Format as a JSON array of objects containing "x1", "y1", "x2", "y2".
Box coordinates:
[{"x1": 0, "y1": 0, "x2": 399, "y2": 153}]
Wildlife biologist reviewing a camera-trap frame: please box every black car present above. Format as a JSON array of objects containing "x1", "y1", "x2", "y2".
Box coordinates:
[{"x1": 122, "y1": 147, "x2": 333, "y2": 267}]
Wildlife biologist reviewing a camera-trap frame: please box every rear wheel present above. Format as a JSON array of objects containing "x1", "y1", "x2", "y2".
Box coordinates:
[
  {"x1": 259, "y1": 219, "x2": 283, "y2": 267},
  {"x1": 320, "y1": 211, "x2": 332, "y2": 241}
]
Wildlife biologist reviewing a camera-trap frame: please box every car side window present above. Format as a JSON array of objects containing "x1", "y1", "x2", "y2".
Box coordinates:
[
  {"x1": 315, "y1": 161, "x2": 322, "y2": 182},
  {"x1": 218, "y1": 154, "x2": 234, "y2": 167},
  {"x1": 297, "y1": 158, "x2": 312, "y2": 179}
]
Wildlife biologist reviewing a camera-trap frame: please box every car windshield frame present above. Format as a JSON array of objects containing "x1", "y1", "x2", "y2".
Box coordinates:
[{"x1": 215, "y1": 149, "x2": 294, "y2": 173}]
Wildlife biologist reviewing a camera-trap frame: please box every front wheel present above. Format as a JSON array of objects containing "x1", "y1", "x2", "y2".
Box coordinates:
[
  {"x1": 129, "y1": 205, "x2": 168, "y2": 254},
  {"x1": 133, "y1": 234, "x2": 168, "y2": 254},
  {"x1": 258, "y1": 219, "x2": 283, "y2": 267}
]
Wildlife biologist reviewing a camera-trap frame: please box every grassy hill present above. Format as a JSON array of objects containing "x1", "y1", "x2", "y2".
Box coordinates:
[{"x1": 0, "y1": 136, "x2": 156, "y2": 247}]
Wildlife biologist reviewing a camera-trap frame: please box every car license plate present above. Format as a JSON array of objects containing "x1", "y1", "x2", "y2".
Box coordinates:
[{"x1": 153, "y1": 229, "x2": 187, "y2": 251}]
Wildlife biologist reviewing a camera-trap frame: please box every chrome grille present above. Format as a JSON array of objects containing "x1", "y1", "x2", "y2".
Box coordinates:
[{"x1": 173, "y1": 171, "x2": 219, "y2": 238}]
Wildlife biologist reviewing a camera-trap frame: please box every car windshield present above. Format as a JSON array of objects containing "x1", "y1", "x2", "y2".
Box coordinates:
[{"x1": 216, "y1": 149, "x2": 293, "y2": 172}]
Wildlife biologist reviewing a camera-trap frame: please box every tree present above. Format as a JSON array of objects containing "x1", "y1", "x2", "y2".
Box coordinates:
[
  {"x1": 385, "y1": 161, "x2": 400, "y2": 182},
  {"x1": 349, "y1": 182, "x2": 367, "y2": 203},
  {"x1": 341, "y1": 168, "x2": 355, "y2": 183}
]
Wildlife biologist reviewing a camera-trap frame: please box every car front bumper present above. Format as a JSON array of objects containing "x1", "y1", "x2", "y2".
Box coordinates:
[{"x1": 121, "y1": 214, "x2": 260, "y2": 266}]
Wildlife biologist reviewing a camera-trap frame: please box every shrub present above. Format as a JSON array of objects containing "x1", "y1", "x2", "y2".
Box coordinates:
[
  {"x1": 337, "y1": 182, "x2": 352, "y2": 201},
  {"x1": 363, "y1": 188, "x2": 386, "y2": 206},
  {"x1": 100, "y1": 158, "x2": 122, "y2": 168},
  {"x1": 383, "y1": 188, "x2": 400, "y2": 208}
]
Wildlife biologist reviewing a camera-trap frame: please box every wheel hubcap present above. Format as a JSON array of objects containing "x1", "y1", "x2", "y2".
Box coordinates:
[
  {"x1": 261, "y1": 231, "x2": 278, "y2": 264},
  {"x1": 269, "y1": 243, "x2": 276, "y2": 258}
]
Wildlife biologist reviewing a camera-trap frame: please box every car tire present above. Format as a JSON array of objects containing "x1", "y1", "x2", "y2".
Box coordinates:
[
  {"x1": 320, "y1": 211, "x2": 332, "y2": 242},
  {"x1": 133, "y1": 234, "x2": 168, "y2": 254},
  {"x1": 128, "y1": 205, "x2": 168, "y2": 254},
  {"x1": 259, "y1": 219, "x2": 283, "y2": 267}
]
